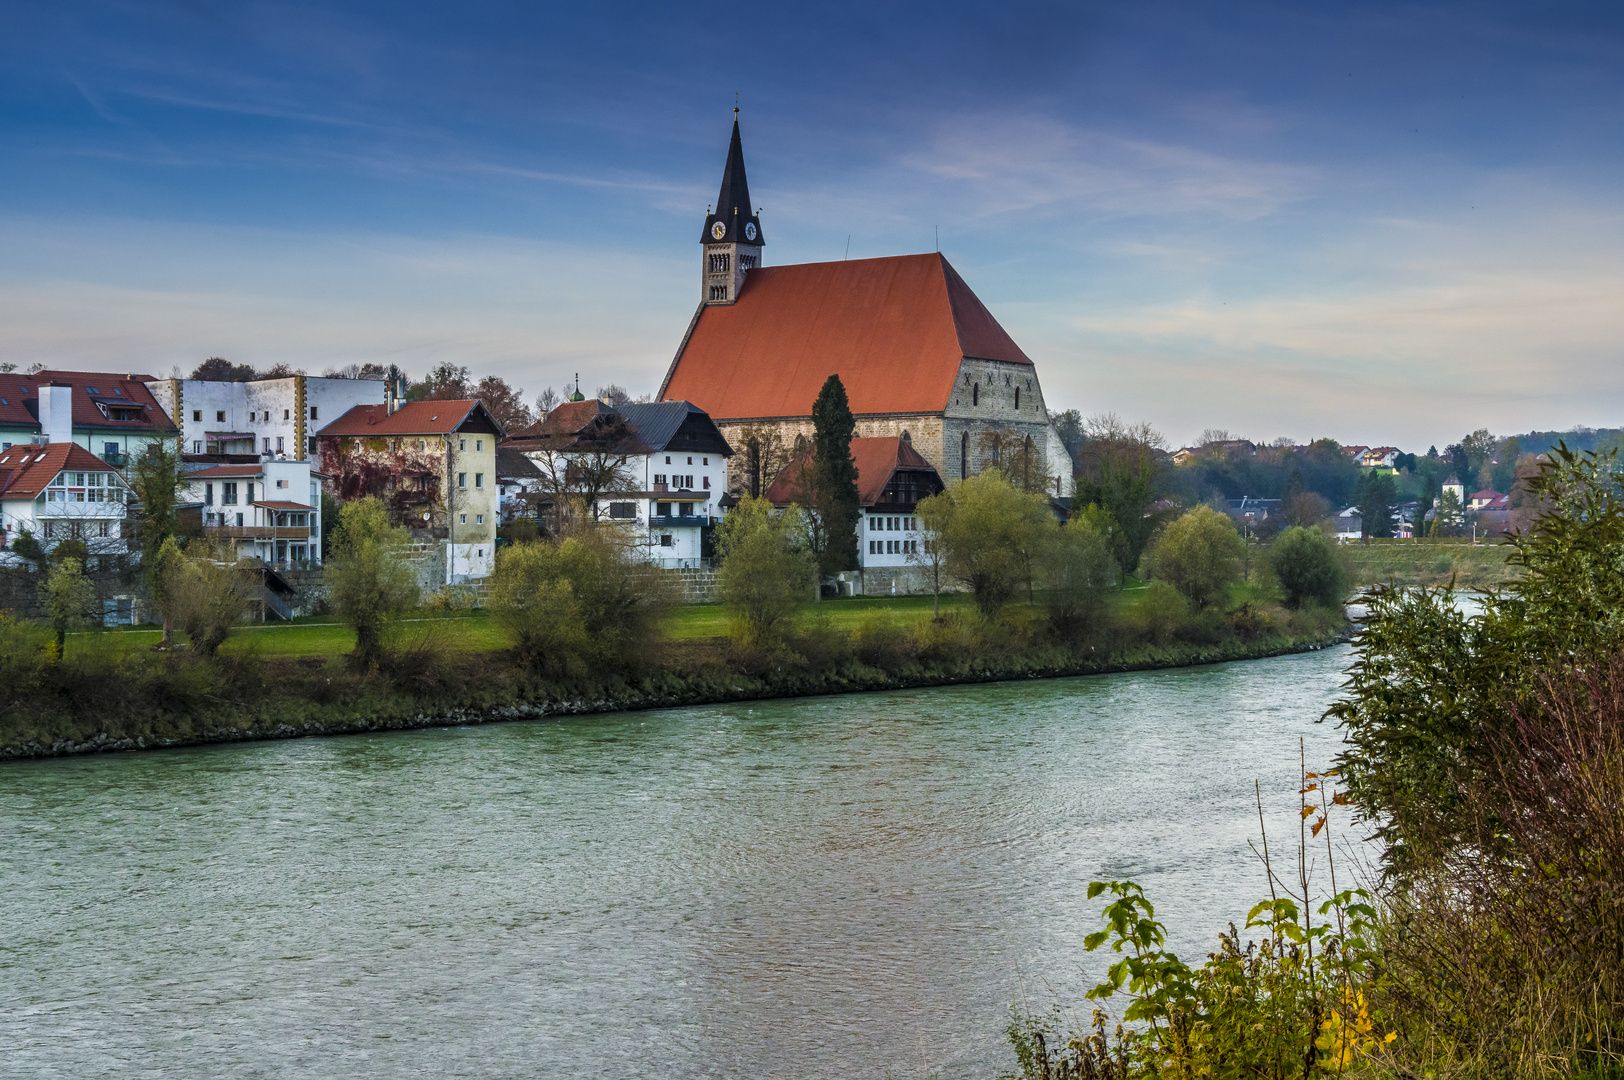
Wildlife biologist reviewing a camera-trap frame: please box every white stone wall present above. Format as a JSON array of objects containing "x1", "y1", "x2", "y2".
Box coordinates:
[{"x1": 146, "y1": 376, "x2": 384, "y2": 460}]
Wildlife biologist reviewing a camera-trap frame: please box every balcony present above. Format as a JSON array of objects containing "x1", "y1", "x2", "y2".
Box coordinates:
[
  {"x1": 204, "y1": 526, "x2": 312, "y2": 540},
  {"x1": 650, "y1": 515, "x2": 709, "y2": 529}
]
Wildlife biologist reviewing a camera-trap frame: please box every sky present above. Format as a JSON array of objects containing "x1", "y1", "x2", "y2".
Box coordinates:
[{"x1": 3, "y1": 1, "x2": 1622, "y2": 450}]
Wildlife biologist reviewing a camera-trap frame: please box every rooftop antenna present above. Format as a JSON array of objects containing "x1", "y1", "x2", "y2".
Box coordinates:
[
  {"x1": 844, "y1": 235, "x2": 851, "y2": 260},
  {"x1": 936, "y1": 225, "x2": 939, "y2": 252}
]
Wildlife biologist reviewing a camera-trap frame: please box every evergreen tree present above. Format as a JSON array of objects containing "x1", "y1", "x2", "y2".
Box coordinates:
[
  {"x1": 809, "y1": 373, "x2": 860, "y2": 578},
  {"x1": 1355, "y1": 470, "x2": 1398, "y2": 538}
]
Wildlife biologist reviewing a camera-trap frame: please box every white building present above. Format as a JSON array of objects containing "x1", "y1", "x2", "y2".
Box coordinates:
[
  {"x1": 505, "y1": 399, "x2": 734, "y2": 567},
  {"x1": 0, "y1": 442, "x2": 131, "y2": 562},
  {"x1": 0, "y1": 373, "x2": 178, "y2": 470},
  {"x1": 180, "y1": 459, "x2": 323, "y2": 568},
  {"x1": 765, "y1": 435, "x2": 946, "y2": 580},
  {"x1": 146, "y1": 374, "x2": 386, "y2": 460}
]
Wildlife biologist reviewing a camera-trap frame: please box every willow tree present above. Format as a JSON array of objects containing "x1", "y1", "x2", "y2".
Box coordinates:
[{"x1": 326, "y1": 497, "x2": 420, "y2": 669}]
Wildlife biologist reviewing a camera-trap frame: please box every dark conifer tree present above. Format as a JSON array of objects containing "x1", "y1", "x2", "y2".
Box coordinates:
[{"x1": 810, "y1": 373, "x2": 860, "y2": 577}]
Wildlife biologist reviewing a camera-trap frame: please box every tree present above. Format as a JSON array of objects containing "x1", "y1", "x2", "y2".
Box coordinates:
[
  {"x1": 147, "y1": 534, "x2": 187, "y2": 648},
  {"x1": 1330, "y1": 445, "x2": 1624, "y2": 873},
  {"x1": 1045, "y1": 515, "x2": 1116, "y2": 644},
  {"x1": 1048, "y1": 408, "x2": 1083, "y2": 468},
  {"x1": 933, "y1": 470, "x2": 1054, "y2": 619},
  {"x1": 131, "y1": 444, "x2": 187, "y2": 634},
  {"x1": 191, "y1": 357, "x2": 257, "y2": 381},
  {"x1": 9, "y1": 528, "x2": 46, "y2": 572},
  {"x1": 1073, "y1": 413, "x2": 1167, "y2": 575},
  {"x1": 732, "y1": 422, "x2": 795, "y2": 498},
  {"x1": 473, "y1": 374, "x2": 533, "y2": 432},
  {"x1": 41, "y1": 556, "x2": 95, "y2": 656},
  {"x1": 1355, "y1": 470, "x2": 1398, "y2": 538},
  {"x1": 808, "y1": 374, "x2": 861, "y2": 579},
  {"x1": 528, "y1": 413, "x2": 644, "y2": 530},
  {"x1": 259, "y1": 362, "x2": 304, "y2": 378},
  {"x1": 409, "y1": 361, "x2": 472, "y2": 402},
  {"x1": 171, "y1": 543, "x2": 252, "y2": 657},
  {"x1": 535, "y1": 386, "x2": 562, "y2": 415},
  {"x1": 1268, "y1": 526, "x2": 1347, "y2": 608},
  {"x1": 909, "y1": 495, "x2": 952, "y2": 618},
  {"x1": 595, "y1": 384, "x2": 633, "y2": 407},
  {"x1": 323, "y1": 361, "x2": 392, "y2": 381},
  {"x1": 1430, "y1": 487, "x2": 1465, "y2": 537},
  {"x1": 715, "y1": 496, "x2": 815, "y2": 653},
  {"x1": 1460, "y1": 428, "x2": 1498, "y2": 487},
  {"x1": 1144, "y1": 505, "x2": 1245, "y2": 610},
  {"x1": 326, "y1": 496, "x2": 420, "y2": 669}
]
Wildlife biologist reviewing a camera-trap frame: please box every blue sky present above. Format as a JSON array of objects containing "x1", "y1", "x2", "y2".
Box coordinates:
[{"x1": 3, "y1": 1, "x2": 1622, "y2": 449}]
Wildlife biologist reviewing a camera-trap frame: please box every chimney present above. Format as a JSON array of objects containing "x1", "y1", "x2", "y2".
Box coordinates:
[
  {"x1": 40, "y1": 383, "x2": 74, "y2": 445},
  {"x1": 386, "y1": 374, "x2": 407, "y2": 416}
]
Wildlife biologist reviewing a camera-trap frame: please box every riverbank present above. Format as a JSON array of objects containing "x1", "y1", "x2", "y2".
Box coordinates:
[
  {"x1": 0, "y1": 621, "x2": 1348, "y2": 760},
  {"x1": 1340, "y1": 537, "x2": 1518, "y2": 588}
]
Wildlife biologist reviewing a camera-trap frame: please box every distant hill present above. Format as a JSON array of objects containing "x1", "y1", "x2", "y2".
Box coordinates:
[{"x1": 1511, "y1": 428, "x2": 1624, "y2": 457}]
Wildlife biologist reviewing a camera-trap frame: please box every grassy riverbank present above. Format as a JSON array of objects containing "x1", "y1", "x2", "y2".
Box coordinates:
[
  {"x1": 1339, "y1": 537, "x2": 1519, "y2": 588},
  {"x1": 2, "y1": 591, "x2": 1346, "y2": 759}
]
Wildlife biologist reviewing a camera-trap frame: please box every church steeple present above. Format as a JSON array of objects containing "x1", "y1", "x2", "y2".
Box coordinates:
[{"x1": 701, "y1": 109, "x2": 764, "y2": 305}]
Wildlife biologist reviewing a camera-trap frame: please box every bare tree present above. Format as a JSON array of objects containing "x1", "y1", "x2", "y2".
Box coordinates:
[
  {"x1": 527, "y1": 413, "x2": 645, "y2": 532},
  {"x1": 729, "y1": 422, "x2": 795, "y2": 498},
  {"x1": 977, "y1": 426, "x2": 1055, "y2": 495}
]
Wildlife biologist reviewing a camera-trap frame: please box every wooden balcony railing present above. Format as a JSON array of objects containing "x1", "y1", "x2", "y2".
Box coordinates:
[{"x1": 204, "y1": 526, "x2": 312, "y2": 540}]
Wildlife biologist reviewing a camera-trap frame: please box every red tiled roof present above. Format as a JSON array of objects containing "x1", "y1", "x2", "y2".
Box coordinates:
[
  {"x1": 660, "y1": 254, "x2": 1031, "y2": 421},
  {"x1": 0, "y1": 371, "x2": 177, "y2": 433},
  {"x1": 763, "y1": 436, "x2": 939, "y2": 506},
  {"x1": 0, "y1": 443, "x2": 121, "y2": 500},
  {"x1": 317, "y1": 399, "x2": 503, "y2": 437},
  {"x1": 508, "y1": 399, "x2": 610, "y2": 440}
]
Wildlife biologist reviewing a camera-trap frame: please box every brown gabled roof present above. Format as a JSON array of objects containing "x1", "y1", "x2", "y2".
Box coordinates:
[
  {"x1": 317, "y1": 399, "x2": 504, "y2": 438},
  {"x1": 763, "y1": 436, "x2": 940, "y2": 507},
  {"x1": 0, "y1": 443, "x2": 122, "y2": 500},
  {"x1": 0, "y1": 371, "x2": 177, "y2": 434},
  {"x1": 507, "y1": 399, "x2": 611, "y2": 441},
  {"x1": 660, "y1": 253, "x2": 1032, "y2": 421}
]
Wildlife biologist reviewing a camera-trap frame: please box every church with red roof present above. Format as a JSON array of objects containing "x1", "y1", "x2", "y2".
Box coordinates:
[{"x1": 658, "y1": 113, "x2": 1072, "y2": 500}]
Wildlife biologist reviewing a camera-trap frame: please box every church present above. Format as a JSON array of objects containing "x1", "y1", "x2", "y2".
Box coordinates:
[{"x1": 658, "y1": 113, "x2": 1073, "y2": 500}]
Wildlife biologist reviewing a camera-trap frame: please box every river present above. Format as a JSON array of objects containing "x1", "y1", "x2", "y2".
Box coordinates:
[{"x1": 0, "y1": 644, "x2": 1358, "y2": 1079}]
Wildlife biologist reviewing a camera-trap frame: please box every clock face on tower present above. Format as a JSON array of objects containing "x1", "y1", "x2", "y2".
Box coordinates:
[
  {"x1": 745, "y1": 222, "x2": 757, "y2": 241},
  {"x1": 711, "y1": 221, "x2": 727, "y2": 240}
]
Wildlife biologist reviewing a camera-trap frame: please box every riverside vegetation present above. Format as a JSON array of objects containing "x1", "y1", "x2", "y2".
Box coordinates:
[
  {"x1": 1003, "y1": 446, "x2": 1624, "y2": 1080},
  {"x1": 0, "y1": 470, "x2": 1346, "y2": 757}
]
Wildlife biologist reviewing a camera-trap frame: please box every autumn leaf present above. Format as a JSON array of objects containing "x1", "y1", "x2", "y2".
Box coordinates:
[{"x1": 1301, "y1": 806, "x2": 1317, "y2": 819}]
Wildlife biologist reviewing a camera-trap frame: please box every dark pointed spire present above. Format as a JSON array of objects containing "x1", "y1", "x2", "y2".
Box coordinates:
[{"x1": 701, "y1": 109, "x2": 764, "y2": 247}]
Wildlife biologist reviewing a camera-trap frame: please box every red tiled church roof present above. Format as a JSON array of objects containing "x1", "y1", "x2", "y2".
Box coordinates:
[
  {"x1": 763, "y1": 436, "x2": 940, "y2": 507},
  {"x1": 660, "y1": 253, "x2": 1031, "y2": 421}
]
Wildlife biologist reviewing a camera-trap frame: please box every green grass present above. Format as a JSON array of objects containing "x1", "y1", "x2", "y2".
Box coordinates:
[{"x1": 1339, "y1": 540, "x2": 1520, "y2": 589}]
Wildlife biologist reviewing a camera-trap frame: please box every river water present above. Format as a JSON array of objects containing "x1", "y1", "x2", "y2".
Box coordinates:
[{"x1": 1, "y1": 645, "x2": 1358, "y2": 1079}]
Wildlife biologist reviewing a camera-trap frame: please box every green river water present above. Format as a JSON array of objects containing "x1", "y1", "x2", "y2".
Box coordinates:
[{"x1": 0, "y1": 645, "x2": 1357, "y2": 1079}]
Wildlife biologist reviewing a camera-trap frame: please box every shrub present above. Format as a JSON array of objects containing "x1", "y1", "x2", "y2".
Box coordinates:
[
  {"x1": 40, "y1": 556, "x2": 96, "y2": 656},
  {"x1": 1046, "y1": 516, "x2": 1117, "y2": 646},
  {"x1": 489, "y1": 532, "x2": 668, "y2": 677},
  {"x1": 1144, "y1": 506, "x2": 1245, "y2": 610},
  {"x1": 1268, "y1": 526, "x2": 1347, "y2": 609},
  {"x1": 170, "y1": 544, "x2": 254, "y2": 658},
  {"x1": 1125, "y1": 580, "x2": 1188, "y2": 645},
  {"x1": 325, "y1": 496, "x2": 421, "y2": 670},
  {"x1": 852, "y1": 610, "x2": 914, "y2": 668},
  {"x1": 927, "y1": 470, "x2": 1056, "y2": 620}
]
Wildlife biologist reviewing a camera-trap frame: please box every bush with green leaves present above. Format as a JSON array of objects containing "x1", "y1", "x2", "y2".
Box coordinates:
[
  {"x1": 1268, "y1": 526, "x2": 1347, "y2": 609},
  {"x1": 921, "y1": 470, "x2": 1056, "y2": 619},
  {"x1": 716, "y1": 496, "x2": 815, "y2": 654},
  {"x1": 325, "y1": 496, "x2": 421, "y2": 669},
  {"x1": 489, "y1": 531, "x2": 668, "y2": 677},
  {"x1": 40, "y1": 556, "x2": 96, "y2": 656},
  {"x1": 1046, "y1": 515, "x2": 1118, "y2": 645},
  {"x1": 1144, "y1": 506, "x2": 1245, "y2": 610},
  {"x1": 170, "y1": 542, "x2": 253, "y2": 658}
]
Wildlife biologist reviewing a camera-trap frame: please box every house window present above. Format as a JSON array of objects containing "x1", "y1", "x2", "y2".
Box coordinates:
[
  {"x1": 1014, "y1": 388, "x2": 1020, "y2": 409},
  {"x1": 310, "y1": 406, "x2": 318, "y2": 420},
  {"x1": 664, "y1": 456, "x2": 671, "y2": 464},
  {"x1": 703, "y1": 476, "x2": 710, "y2": 489},
  {"x1": 687, "y1": 456, "x2": 693, "y2": 465},
  {"x1": 216, "y1": 410, "x2": 225, "y2": 422},
  {"x1": 205, "y1": 483, "x2": 213, "y2": 506},
  {"x1": 476, "y1": 514, "x2": 484, "y2": 525},
  {"x1": 192, "y1": 410, "x2": 201, "y2": 421},
  {"x1": 308, "y1": 437, "x2": 317, "y2": 454},
  {"x1": 99, "y1": 521, "x2": 110, "y2": 537},
  {"x1": 960, "y1": 432, "x2": 969, "y2": 478},
  {"x1": 222, "y1": 483, "x2": 238, "y2": 505},
  {"x1": 276, "y1": 437, "x2": 284, "y2": 454},
  {"x1": 235, "y1": 512, "x2": 244, "y2": 527},
  {"x1": 972, "y1": 383, "x2": 979, "y2": 406},
  {"x1": 246, "y1": 482, "x2": 254, "y2": 502},
  {"x1": 458, "y1": 473, "x2": 466, "y2": 488},
  {"x1": 283, "y1": 409, "x2": 290, "y2": 420},
  {"x1": 476, "y1": 439, "x2": 482, "y2": 451},
  {"x1": 474, "y1": 473, "x2": 484, "y2": 488},
  {"x1": 657, "y1": 501, "x2": 672, "y2": 516},
  {"x1": 702, "y1": 457, "x2": 708, "y2": 465},
  {"x1": 659, "y1": 533, "x2": 673, "y2": 547},
  {"x1": 609, "y1": 502, "x2": 635, "y2": 519},
  {"x1": 417, "y1": 440, "x2": 425, "y2": 451},
  {"x1": 459, "y1": 439, "x2": 466, "y2": 451},
  {"x1": 654, "y1": 473, "x2": 667, "y2": 485},
  {"x1": 679, "y1": 502, "x2": 694, "y2": 516},
  {"x1": 193, "y1": 441, "x2": 202, "y2": 454},
  {"x1": 460, "y1": 514, "x2": 467, "y2": 524},
  {"x1": 264, "y1": 438, "x2": 271, "y2": 453}
]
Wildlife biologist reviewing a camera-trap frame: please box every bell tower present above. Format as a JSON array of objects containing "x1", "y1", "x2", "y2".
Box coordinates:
[{"x1": 701, "y1": 109, "x2": 764, "y2": 305}]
